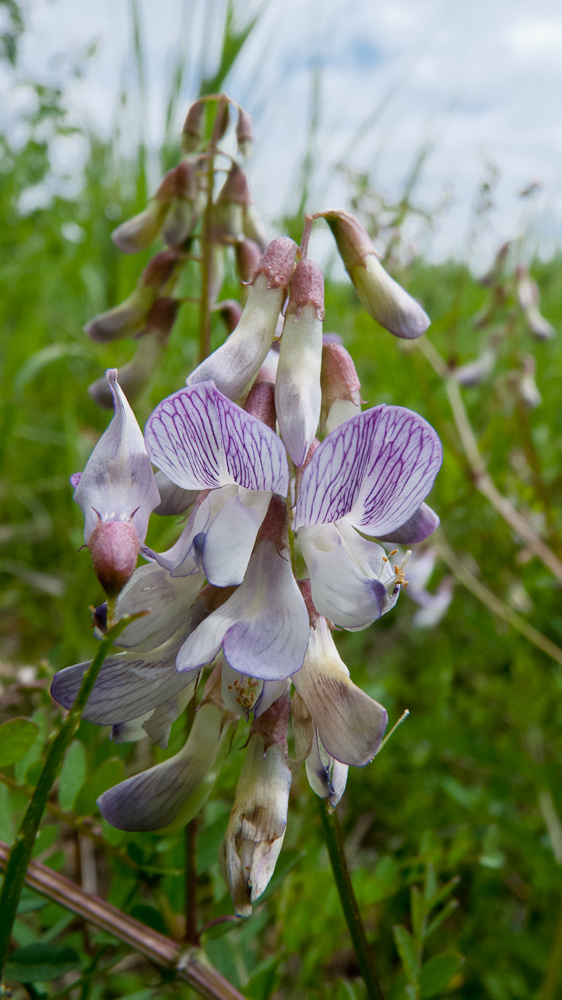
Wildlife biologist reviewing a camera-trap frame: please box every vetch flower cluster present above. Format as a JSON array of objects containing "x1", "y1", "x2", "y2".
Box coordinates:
[{"x1": 53, "y1": 161, "x2": 443, "y2": 916}]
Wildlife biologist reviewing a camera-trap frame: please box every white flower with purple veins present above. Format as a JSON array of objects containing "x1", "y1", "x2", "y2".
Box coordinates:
[
  {"x1": 72, "y1": 369, "x2": 160, "y2": 595},
  {"x1": 144, "y1": 381, "x2": 288, "y2": 588},
  {"x1": 295, "y1": 404, "x2": 443, "y2": 630}
]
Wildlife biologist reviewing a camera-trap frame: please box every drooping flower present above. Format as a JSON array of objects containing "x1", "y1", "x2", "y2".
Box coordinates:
[
  {"x1": 320, "y1": 210, "x2": 430, "y2": 339},
  {"x1": 295, "y1": 403, "x2": 442, "y2": 629},
  {"x1": 144, "y1": 380, "x2": 289, "y2": 587},
  {"x1": 72, "y1": 369, "x2": 160, "y2": 595}
]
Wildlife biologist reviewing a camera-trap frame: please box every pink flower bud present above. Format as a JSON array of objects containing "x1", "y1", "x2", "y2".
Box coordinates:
[
  {"x1": 181, "y1": 100, "x2": 205, "y2": 154},
  {"x1": 235, "y1": 238, "x2": 262, "y2": 283},
  {"x1": 111, "y1": 200, "x2": 169, "y2": 255},
  {"x1": 321, "y1": 210, "x2": 430, "y2": 339},
  {"x1": 320, "y1": 341, "x2": 362, "y2": 431},
  {"x1": 244, "y1": 380, "x2": 276, "y2": 430},
  {"x1": 88, "y1": 520, "x2": 140, "y2": 596},
  {"x1": 275, "y1": 259, "x2": 325, "y2": 465}
]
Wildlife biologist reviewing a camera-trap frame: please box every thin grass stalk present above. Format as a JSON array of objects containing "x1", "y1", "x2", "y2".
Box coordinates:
[
  {"x1": 319, "y1": 799, "x2": 385, "y2": 1000},
  {"x1": 0, "y1": 616, "x2": 139, "y2": 977}
]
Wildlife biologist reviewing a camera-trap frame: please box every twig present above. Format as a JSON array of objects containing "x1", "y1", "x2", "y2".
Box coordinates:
[
  {"x1": 0, "y1": 840, "x2": 247, "y2": 1000},
  {"x1": 417, "y1": 336, "x2": 562, "y2": 582},
  {"x1": 319, "y1": 800, "x2": 385, "y2": 1000},
  {"x1": 434, "y1": 530, "x2": 562, "y2": 666}
]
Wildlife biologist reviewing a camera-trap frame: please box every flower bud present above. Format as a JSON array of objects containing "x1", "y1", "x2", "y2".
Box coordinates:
[
  {"x1": 516, "y1": 266, "x2": 555, "y2": 340},
  {"x1": 292, "y1": 691, "x2": 348, "y2": 807},
  {"x1": 320, "y1": 340, "x2": 362, "y2": 432},
  {"x1": 88, "y1": 321, "x2": 173, "y2": 409},
  {"x1": 454, "y1": 348, "x2": 496, "y2": 388},
  {"x1": 242, "y1": 203, "x2": 268, "y2": 252},
  {"x1": 187, "y1": 236, "x2": 297, "y2": 400},
  {"x1": 88, "y1": 519, "x2": 140, "y2": 596},
  {"x1": 84, "y1": 252, "x2": 183, "y2": 344},
  {"x1": 275, "y1": 259, "x2": 325, "y2": 466},
  {"x1": 235, "y1": 238, "x2": 262, "y2": 284},
  {"x1": 213, "y1": 164, "x2": 251, "y2": 244},
  {"x1": 320, "y1": 210, "x2": 430, "y2": 339},
  {"x1": 219, "y1": 693, "x2": 291, "y2": 917},
  {"x1": 111, "y1": 200, "x2": 169, "y2": 255},
  {"x1": 244, "y1": 380, "x2": 276, "y2": 430},
  {"x1": 236, "y1": 106, "x2": 253, "y2": 157},
  {"x1": 181, "y1": 100, "x2": 205, "y2": 154}
]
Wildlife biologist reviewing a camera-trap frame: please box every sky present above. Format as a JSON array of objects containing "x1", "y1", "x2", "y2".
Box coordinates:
[{"x1": 7, "y1": 0, "x2": 562, "y2": 267}]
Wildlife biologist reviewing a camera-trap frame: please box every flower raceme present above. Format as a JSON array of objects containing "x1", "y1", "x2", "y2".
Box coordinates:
[{"x1": 57, "y1": 219, "x2": 444, "y2": 916}]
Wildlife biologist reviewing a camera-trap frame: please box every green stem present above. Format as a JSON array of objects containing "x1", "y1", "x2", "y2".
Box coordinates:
[
  {"x1": 319, "y1": 799, "x2": 385, "y2": 1000},
  {"x1": 0, "y1": 615, "x2": 138, "y2": 979}
]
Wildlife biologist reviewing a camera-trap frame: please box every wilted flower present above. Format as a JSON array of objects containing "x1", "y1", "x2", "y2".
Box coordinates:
[
  {"x1": 320, "y1": 210, "x2": 430, "y2": 339},
  {"x1": 220, "y1": 691, "x2": 291, "y2": 916}
]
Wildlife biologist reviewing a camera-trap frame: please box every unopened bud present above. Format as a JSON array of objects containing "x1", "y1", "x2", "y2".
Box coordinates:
[
  {"x1": 88, "y1": 520, "x2": 140, "y2": 596},
  {"x1": 454, "y1": 348, "x2": 496, "y2": 388},
  {"x1": 84, "y1": 286, "x2": 156, "y2": 343},
  {"x1": 181, "y1": 100, "x2": 205, "y2": 154},
  {"x1": 235, "y1": 238, "x2": 261, "y2": 283},
  {"x1": 519, "y1": 354, "x2": 542, "y2": 408},
  {"x1": 321, "y1": 210, "x2": 430, "y2": 339},
  {"x1": 244, "y1": 380, "x2": 276, "y2": 430},
  {"x1": 111, "y1": 200, "x2": 169, "y2": 255},
  {"x1": 480, "y1": 241, "x2": 510, "y2": 287},
  {"x1": 320, "y1": 341, "x2": 362, "y2": 431},
  {"x1": 516, "y1": 265, "x2": 539, "y2": 311},
  {"x1": 236, "y1": 107, "x2": 253, "y2": 157},
  {"x1": 242, "y1": 203, "x2": 268, "y2": 252},
  {"x1": 88, "y1": 315, "x2": 175, "y2": 408},
  {"x1": 275, "y1": 259, "x2": 324, "y2": 465},
  {"x1": 187, "y1": 237, "x2": 297, "y2": 400},
  {"x1": 142, "y1": 249, "x2": 183, "y2": 291}
]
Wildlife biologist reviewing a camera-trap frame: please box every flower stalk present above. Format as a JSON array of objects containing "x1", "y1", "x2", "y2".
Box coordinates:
[{"x1": 318, "y1": 799, "x2": 385, "y2": 1000}]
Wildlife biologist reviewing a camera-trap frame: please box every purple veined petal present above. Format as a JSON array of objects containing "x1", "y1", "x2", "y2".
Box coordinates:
[
  {"x1": 98, "y1": 703, "x2": 234, "y2": 832},
  {"x1": 220, "y1": 660, "x2": 288, "y2": 720},
  {"x1": 293, "y1": 617, "x2": 388, "y2": 765},
  {"x1": 298, "y1": 522, "x2": 400, "y2": 630},
  {"x1": 305, "y1": 727, "x2": 349, "y2": 807},
  {"x1": 114, "y1": 563, "x2": 205, "y2": 651},
  {"x1": 153, "y1": 470, "x2": 200, "y2": 515},
  {"x1": 143, "y1": 686, "x2": 196, "y2": 747},
  {"x1": 295, "y1": 404, "x2": 442, "y2": 538},
  {"x1": 74, "y1": 370, "x2": 160, "y2": 544},
  {"x1": 177, "y1": 537, "x2": 310, "y2": 680},
  {"x1": 145, "y1": 381, "x2": 289, "y2": 495},
  {"x1": 376, "y1": 502, "x2": 439, "y2": 544},
  {"x1": 50, "y1": 635, "x2": 199, "y2": 726},
  {"x1": 111, "y1": 712, "x2": 153, "y2": 745},
  {"x1": 195, "y1": 487, "x2": 272, "y2": 587}
]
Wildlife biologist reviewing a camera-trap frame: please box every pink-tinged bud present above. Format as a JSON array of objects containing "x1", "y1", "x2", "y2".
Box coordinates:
[
  {"x1": 111, "y1": 200, "x2": 169, "y2": 255},
  {"x1": 275, "y1": 259, "x2": 324, "y2": 466},
  {"x1": 217, "y1": 163, "x2": 253, "y2": 208},
  {"x1": 236, "y1": 107, "x2": 253, "y2": 157},
  {"x1": 88, "y1": 310, "x2": 177, "y2": 408},
  {"x1": 88, "y1": 520, "x2": 140, "y2": 596},
  {"x1": 321, "y1": 210, "x2": 430, "y2": 339},
  {"x1": 212, "y1": 298, "x2": 243, "y2": 334},
  {"x1": 84, "y1": 286, "x2": 156, "y2": 343},
  {"x1": 187, "y1": 238, "x2": 297, "y2": 401},
  {"x1": 213, "y1": 168, "x2": 248, "y2": 244},
  {"x1": 244, "y1": 380, "x2": 276, "y2": 430},
  {"x1": 256, "y1": 344, "x2": 280, "y2": 383},
  {"x1": 181, "y1": 100, "x2": 205, "y2": 154},
  {"x1": 142, "y1": 249, "x2": 183, "y2": 291},
  {"x1": 320, "y1": 341, "x2": 362, "y2": 432},
  {"x1": 235, "y1": 238, "x2": 262, "y2": 283},
  {"x1": 257, "y1": 494, "x2": 289, "y2": 549}
]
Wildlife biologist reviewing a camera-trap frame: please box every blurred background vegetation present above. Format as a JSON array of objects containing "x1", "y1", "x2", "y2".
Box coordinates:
[{"x1": 1, "y1": 2, "x2": 562, "y2": 999}]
